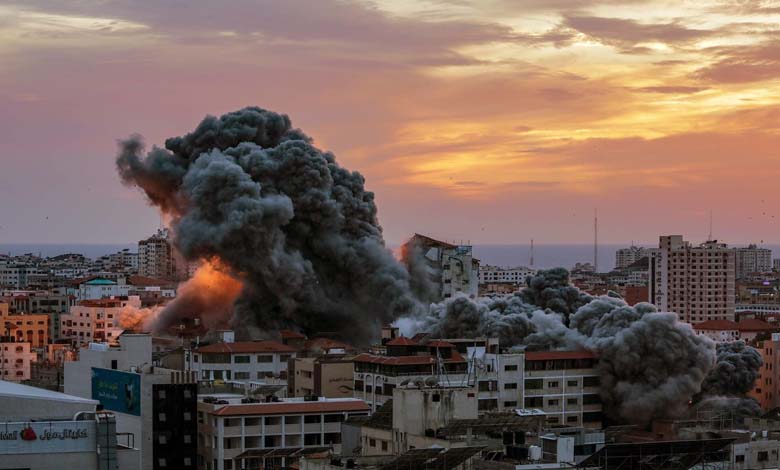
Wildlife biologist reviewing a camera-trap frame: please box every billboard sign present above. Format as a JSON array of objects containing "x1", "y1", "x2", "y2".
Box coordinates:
[
  {"x1": 0, "y1": 420, "x2": 95, "y2": 454},
  {"x1": 91, "y1": 367, "x2": 141, "y2": 416}
]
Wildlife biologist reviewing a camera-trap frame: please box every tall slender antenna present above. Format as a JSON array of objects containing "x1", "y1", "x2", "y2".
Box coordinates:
[
  {"x1": 708, "y1": 210, "x2": 713, "y2": 241},
  {"x1": 530, "y1": 238, "x2": 534, "y2": 267},
  {"x1": 594, "y1": 208, "x2": 599, "y2": 273}
]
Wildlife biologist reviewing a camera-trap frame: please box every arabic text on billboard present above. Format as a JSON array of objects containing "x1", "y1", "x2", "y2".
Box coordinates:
[{"x1": 91, "y1": 367, "x2": 141, "y2": 416}]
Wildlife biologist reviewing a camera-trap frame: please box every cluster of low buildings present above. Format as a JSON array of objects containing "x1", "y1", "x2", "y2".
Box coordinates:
[{"x1": 3, "y1": 232, "x2": 780, "y2": 469}]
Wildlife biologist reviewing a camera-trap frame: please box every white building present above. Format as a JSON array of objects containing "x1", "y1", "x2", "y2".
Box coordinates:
[
  {"x1": 521, "y1": 350, "x2": 602, "y2": 429},
  {"x1": 478, "y1": 265, "x2": 536, "y2": 286},
  {"x1": 736, "y1": 244, "x2": 773, "y2": 279},
  {"x1": 0, "y1": 379, "x2": 135, "y2": 470},
  {"x1": 402, "y1": 234, "x2": 479, "y2": 300},
  {"x1": 198, "y1": 395, "x2": 370, "y2": 470},
  {"x1": 649, "y1": 236, "x2": 736, "y2": 324},
  {"x1": 692, "y1": 319, "x2": 740, "y2": 343},
  {"x1": 187, "y1": 333, "x2": 296, "y2": 381},
  {"x1": 615, "y1": 245, "x2": 650, "y2": 270},
  {"x1": 0, "y1": 340, "x2": 36, "y2": 382},
  {"x1": 65, "y1": 333, "x2": 197, "y2": 470}
]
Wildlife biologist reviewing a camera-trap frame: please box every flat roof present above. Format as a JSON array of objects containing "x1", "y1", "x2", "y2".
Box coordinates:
[
  {"x1": 0, "y1": 380, "x2": 98, "y2": 405},
  {"x1": 207, "y1": 399, "x2": 370, "y2": 416}
]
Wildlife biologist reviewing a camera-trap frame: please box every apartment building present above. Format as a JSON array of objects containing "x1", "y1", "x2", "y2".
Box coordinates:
[
  {"x1": 402, "y1": 234, "x2": 479, "y2": 300},
  {"x1": 751, "y1": 333, "x2": 780, "y2": 410},
  {"x1": 522, "y1": 350, "x2": 603, "y2": 429},
  {"x1": 60, "y1": 296, "x2": 139, "y2": 344},
  {"x1": 197, "y1": 396, "x2": 370, "y2": 470},
  {"x1": 0, "y1": 303, "x2": 49, "y2": 348},
  {"x1": 353, "y1": 337, "x2": 469, "y2": 411},
  {"x1": 0, "y1": 340, "x2": 36, "y2": 382},
  {"x1": 736, "y1": 245, "x2": 773, "y2": 279},
  {"x1": 188, "y1": 337, "x2": 296, "y2": 382},
  {"x1": 287, "y1": 338, "x2": 355, "y2": 398},
  {"x1": 649, "y1": 236, "x2": 736, "y2": 323},
  {"x1": 478, "y1": 265, "x2": 536, "y2": 286},
  {"x1": 138, "y1": 229, "x2": 181, "y2": 280},
  {"x1": 615, "y1": 245, "x2": 650, "y2": 270}
]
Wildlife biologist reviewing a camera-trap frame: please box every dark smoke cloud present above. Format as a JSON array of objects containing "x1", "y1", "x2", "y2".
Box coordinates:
[
  {"x1": 701, "y1": 341, "x2": 763, "y2": 396},
  {"x1": 405, "y1": 271, "x2": 717, "y2": 425},
  {"x1": 521, "y1": 268, "x2": 592, "y2": 321},
  {"x1": 116, "y1": 107, "x2": 421, "y2": 343},
  {"x1": 694, "y1": 341, "x2": 763, "y2": 420}
]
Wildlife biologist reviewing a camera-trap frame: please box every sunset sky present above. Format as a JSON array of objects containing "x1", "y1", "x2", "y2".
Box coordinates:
[{"x1": 2, "y1": 0, "x2": 780, "y2": 245}]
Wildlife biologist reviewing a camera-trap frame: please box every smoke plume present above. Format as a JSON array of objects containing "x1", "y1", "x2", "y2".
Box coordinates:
[
  {"x1": 695, "y1": 341, "x2": 763, "y2": 419},
  {"x1": 117, "y1": 107, "x2": 421, "y2": 342},
  {"x1": 406, "y1": 269, "x2": 717, "y2": 425}
]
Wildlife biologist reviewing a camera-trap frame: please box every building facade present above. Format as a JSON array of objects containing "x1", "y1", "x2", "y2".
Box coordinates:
[
  {"x1": 649, "y1": 236, "x2": 736, "y2": 324},
  {"x1": 736, "y1": 245, "x2": 773, "y2": 279},
  {"x1": 402, "y1": 234, "x2": 479, "y2": 300},
  {"x1": 188, "y1": 339, "x2": 296, "y2": 382},
  {"x1": 197, "y1": 396, "x2": 370, "y2": 470},
  {"x1": 615, "y1": 245, "x2": 650, "y2": 270},
  {"x1": 522, "y1": 350, "x2": 602, "y2": 429},
  {"x1": 138, "y1": 229, "x2": 179, "y2": 280},
  {"x1": 0, "y1": 340, "x2": 36, "y2": 382},
  {"x1": 60, "y1": 297, "x2": 139, "y2": 344}
]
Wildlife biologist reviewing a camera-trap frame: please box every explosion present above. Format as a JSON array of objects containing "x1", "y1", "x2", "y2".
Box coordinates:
[{"x1": 116, "y1": 107, "x2": 421, "y2": 342}]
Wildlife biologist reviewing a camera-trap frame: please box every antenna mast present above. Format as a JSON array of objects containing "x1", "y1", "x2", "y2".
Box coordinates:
[
  {"x1": 594, "y1": 208, "x2": 599, "y2": 273},
  {"x1": 708, "y1": 210, "x2": 713, "y2": 241},
  {"x1": 530, "y1": 239, "x2": 534, "y2": 267}
]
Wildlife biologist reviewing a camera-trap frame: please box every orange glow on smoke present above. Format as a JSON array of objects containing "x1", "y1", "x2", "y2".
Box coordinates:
[{"x1": 117, "y1": 258, "x2": 243, "y2": 332}]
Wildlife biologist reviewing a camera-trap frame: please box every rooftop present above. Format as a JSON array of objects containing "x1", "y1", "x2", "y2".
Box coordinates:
[
  {"x1": 206, "y1": 398, "x2": 370, "y2": 416},
  {"x1": 524, "y1": 350, "x2": 597, "y2": 361},
  {"x1": 386, "y1": 336, "x2": 418, "y2": 346},
  {"x1": 0, "y1": 379, "x2": 98, "y2": 405},
  {"x1": 737, "y1": 318, "x2": 776, "y2": 332},
  {"x1": 353, "y1": 351, "x2": 466, "y2": 365},
  {"x1": 692, "y1": 319, "x2": 739, "y2": 331},
  {"x1": 195, "y1": 340, "x2": 296, "y2": 354}
]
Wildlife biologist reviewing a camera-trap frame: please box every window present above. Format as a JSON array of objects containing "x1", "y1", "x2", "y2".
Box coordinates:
[
  {"x1": 158, "y1": 390, "x2": 166, "y2": 399},
  {"x1": 432, "y1": 394, "x2": 440, "y2": 402},
  {"x1": 525, "y1": 379, "x2": 543, "y2": 390},
  {"x1": 548, "y1": 399, "x2": 559, "y2": 406},
  {"x1": 525, "y1": 397, "x2": 543, "y2": 407},
  {"x1": 504, "y1": 364, "x2": 518, "y2": 371},
  {"x1": 159, "y1": 435, "x2": 168, "y2": 444},
  {"x1": 234, "y1": 372, "x2": 250, "y2": 380},
  {"x1": 158, "y1": 413, "x2": 167, "y2": 422},
  {"x1": 158, "y1": 458, "x2": 167, "y2": 467},
  {"x1": 504, "y1": 383, "x2": 517, "y2": 390},
  {"x1": 567, "y1": 415, "x2": 579, "y2": 423},
  {"x1": 584, "y1": 376, "x2": 599, "y2": 387},
  {"x1": 382, "y1": 441, "x2": 388, "y2": 451},
  {"x1": 257, "y1": 355, "x2": 273, "y2": 363},
  {"x1": 758, "y1": 451, "x2": 769, "y2": 462},
  {"x1": 567, "y1": 380, "x2": 578, "y2": 387},
  {"x1": 234, "y1": 355, "x2": 250, "y2": 363},
  {"x1": 547, "y1": 381, "x2": 559, "y2": 388},
  {"x1": 369, "y1": 438, "x2": 377, "y2": 447},
  {"x1": 504, "y1": 401, "x2": 517, "y2": 407},
  {"x1": 304, "y1": 415, "x2": 321, "y2": 423},
  {"x1": 184, "y1": 434, "x2": 192, "y2": 444},
  {"x1": 567, "y1": 398, "x2": 578, "y2": 405}
]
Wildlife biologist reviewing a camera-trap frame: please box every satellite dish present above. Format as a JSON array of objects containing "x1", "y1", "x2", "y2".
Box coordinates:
[
  {"x1": 400, "y1": 378, "x2": 411, "y2": 387},
  {"x1": 425, "y1": 377, "x2": 439, "y2": 387}
]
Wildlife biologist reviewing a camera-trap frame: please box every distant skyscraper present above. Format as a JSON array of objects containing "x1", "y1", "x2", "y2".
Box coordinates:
[
  {"x1": 615, "y1": 245, "x2": 650, "y2": 270},
  {"x1": 649, "y1": 235, "x2": 735, "y2": 324},
  {"x1": 138, "y1": 229, "x2": 179, "y2": 280},
  {"x1": 735, "y1": 244, "x2": 772, "y2": 279}
]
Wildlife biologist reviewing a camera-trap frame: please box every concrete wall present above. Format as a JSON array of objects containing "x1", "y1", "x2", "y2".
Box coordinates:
[{"x1": 392, "y1": 387, "x2": 477, "y2": 436}]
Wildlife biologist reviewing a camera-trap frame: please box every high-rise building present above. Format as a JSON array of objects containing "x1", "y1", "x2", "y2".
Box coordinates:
[
  {"x1": 138, "y1": 229, "x2": 179, "y2": 280},
  {"x1": 401, "y1": 234, "x2": 479, "y2": 300},
  {"x1": 735, "y1": 244, "x2": 772, "y2": 279},
  {"x1": 615, "y1": 245, "x2": 650, "y2": 270},
  {"x1": 649, "y1": 235, "x2": 735, "y2": 324}
]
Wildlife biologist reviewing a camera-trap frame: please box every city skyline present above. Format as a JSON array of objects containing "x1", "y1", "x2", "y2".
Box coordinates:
[{"x1": 3, "y1": 1, "x2": 780, "y2": 245}]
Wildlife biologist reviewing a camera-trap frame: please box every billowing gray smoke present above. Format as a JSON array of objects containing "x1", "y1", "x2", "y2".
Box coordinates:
[
  {"x1": 694, "y1": 341, "x2": 763, "y2": 420},
  {"x1": 408, "y1": 270, "x2": 717, "y2": 425},
  {"x1": 521, "y1": 268, "x2": 592, "y2": 322},
  {"x1": 117, "y1": 107, "x2": 421, "y2": 342}
]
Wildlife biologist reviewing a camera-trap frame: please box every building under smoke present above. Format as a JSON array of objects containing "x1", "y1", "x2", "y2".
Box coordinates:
[{"x1": 117, "y1": 107, "x2": 422, "y2": 343}]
